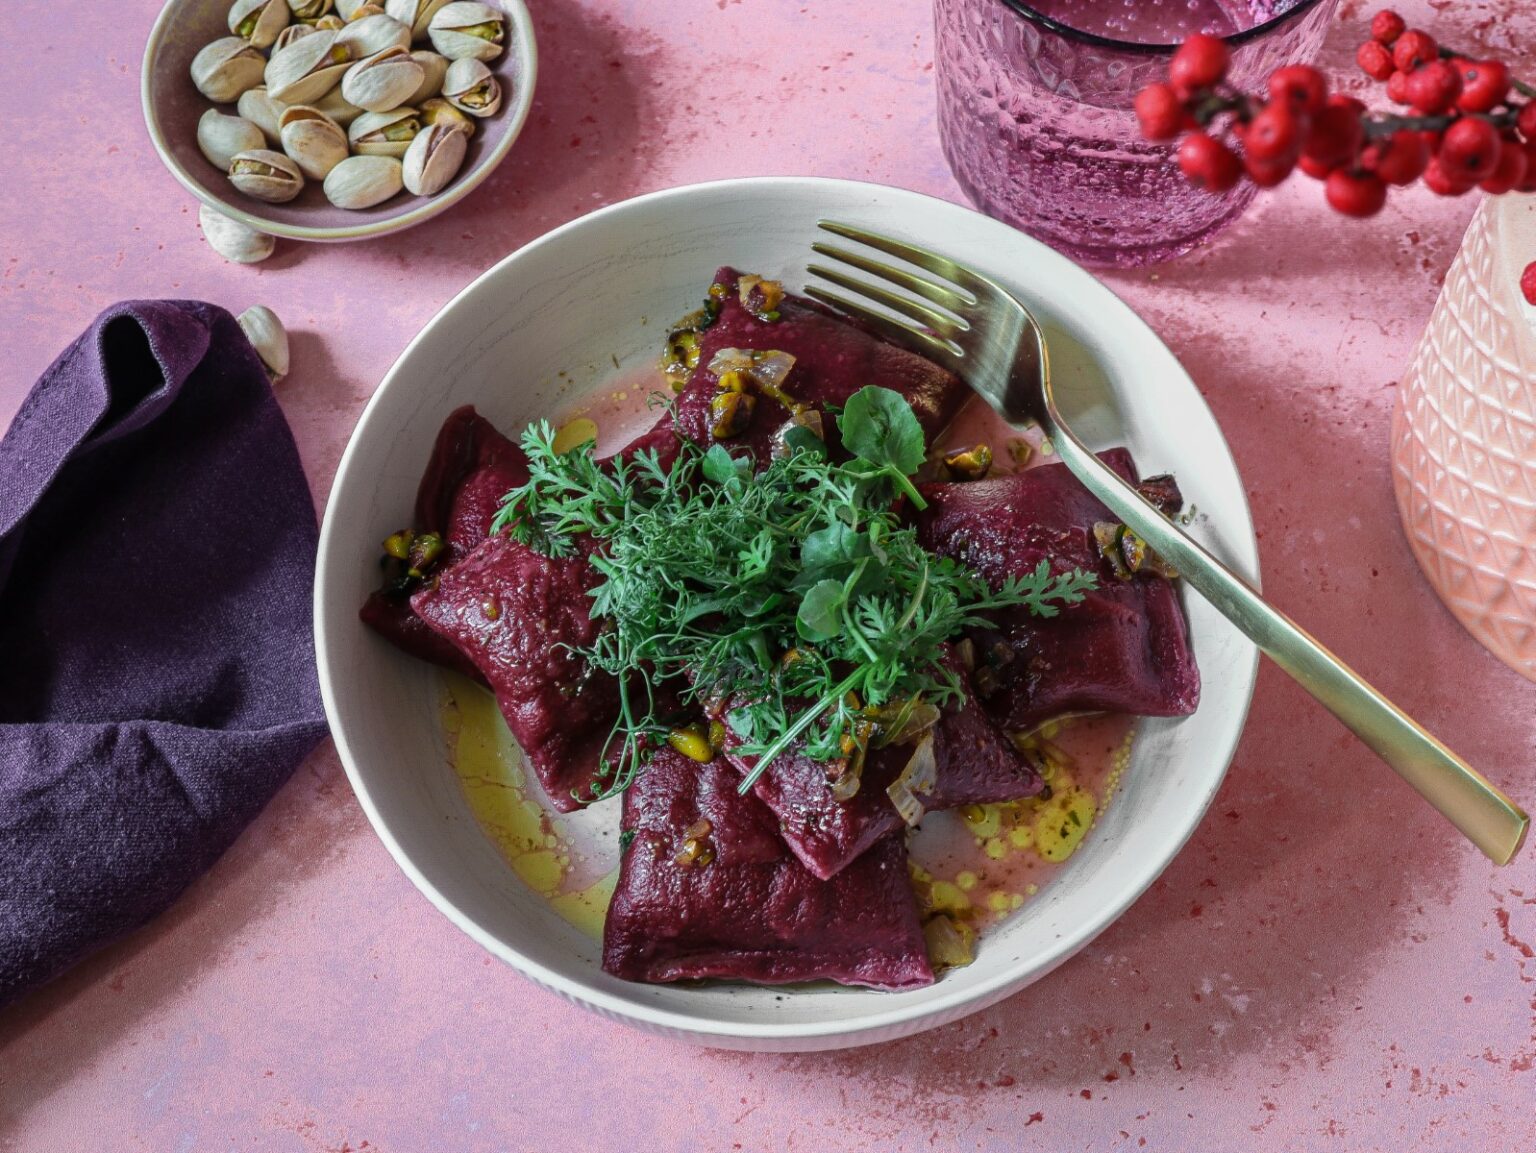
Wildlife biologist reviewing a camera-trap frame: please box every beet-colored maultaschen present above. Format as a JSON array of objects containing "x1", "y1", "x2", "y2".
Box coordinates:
[
  {"x1": 602, "y1": 750, "x2": 934, "y2": 990},
  {"x1": 914, "y1": 449, "x2": 1200, "y2": 731}
]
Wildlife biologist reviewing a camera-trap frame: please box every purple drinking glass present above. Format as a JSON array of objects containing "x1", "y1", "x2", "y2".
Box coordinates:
[{"x1": 933, "y1": 0, "x2": 1340, "y2": 267}]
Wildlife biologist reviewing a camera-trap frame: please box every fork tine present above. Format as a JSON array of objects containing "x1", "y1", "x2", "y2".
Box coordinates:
[
  {"x1": 807, "y1": 263, "x2": 968, "y2": 338},
  {"x1": 802, "y1": 285, "x2": 964, "y2": 360},
  {"x1": 818, "y1": 220, "x2": 988, "y2": 295},
  {"x1": 810, "y1": 242, "x2": 976, "y2": 312}
]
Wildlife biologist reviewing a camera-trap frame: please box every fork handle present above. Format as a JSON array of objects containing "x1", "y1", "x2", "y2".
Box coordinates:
[{"x1": 1047, "y1": 421, "x2": 1529, "y2": 866}]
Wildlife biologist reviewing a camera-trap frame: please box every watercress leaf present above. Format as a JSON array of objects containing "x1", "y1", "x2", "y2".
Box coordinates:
[
  {"x1": 702, "y1": 443, "x2": 739, "y2": 485},
  {"x1": 839, "y1": 385, "x2": 927, "y2": 476},
  {"x1": 800, "y1": 521, "x2": 867, "y2": 574},
  {"x1": 797, "y1": 578, "x2": 848, "y2": 642},
  {"x1": 781, "y1": 424, "x2": 828, "y2": 458}
]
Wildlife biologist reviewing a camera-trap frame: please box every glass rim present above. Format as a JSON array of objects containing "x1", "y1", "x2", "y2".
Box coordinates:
[{"x1": 994, "y1": 0, "x2": 1333, "y2": 56}]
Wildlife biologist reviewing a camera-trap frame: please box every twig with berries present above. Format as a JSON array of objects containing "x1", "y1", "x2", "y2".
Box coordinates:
[{"x1": 1134, "y1": 8, "x2": 1536, "y2": 218}]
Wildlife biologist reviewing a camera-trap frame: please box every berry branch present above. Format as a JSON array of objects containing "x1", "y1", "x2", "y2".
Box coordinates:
[{"x1": 1134, "y1": 8, "x2": 1536, "y2": 218}]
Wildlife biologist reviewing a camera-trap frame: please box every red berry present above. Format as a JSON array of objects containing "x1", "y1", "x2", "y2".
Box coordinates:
[
  {"x1": 1422, "y1": 156, "x2": 1476, "y2": 196},
  {"x1": 1518, "y1": 102, "x2": 1536, "y2": 141},
  {"x1": 1480, "y1": 137, "x2": 1528, "y2": 193},
  {"x1": 1244, "y1": 103, "x2": 1307, "y2": 163},
  {"x1": 1297, "y1": 154, "x2": 1338, "y2": 180},
  {"x1": 1356, "y1": 40, "x2": 1395, "y2": 82},
  {"x1": 1404, "y1": 59, "x2": 1463, "y2": 115},
  {"x1": 1385, "y1": 69, "x2": 1412, "y2": 104},
  {"x1": 1392, "y1": 30, "x2": 1438, "y2": 73},
  {"x1": 1363, "y1": 129, "x2": 1430, "y2": 185},
  {"x1": 1456, "y1": 59, "x2": 1510, "y2": 114},
  {"x1": 1303, "y1": 96, "x2": 1364, "y2": 168},
  {"x1": 1371, "y1": 10, "x2": 1407, "y2": 45},
  {"x1": 1170, "y1": 33, "x2": 1231, "y2": 96},
  {"x1": 1177, "y1": 131, "x2": 1243, "y2": 191},
  {"x1": 1134, "y1": 82, "x2": 1185, "y2": 142},
  {"x1": 1325, "y1": 169, "x2": 1388, "y2": 217},
  {"x1": 1269, "y1": 64, "x2": 1328, "y2": 114},
  {"x1": 1439, "y1": 116, "x2": 1503, "y2": 183},
  {"x1": 1244, "y1": 153, "x2": 1295, "y2": 187},
  {"x1": 1521, "y1": 261, "x2": 1536, "y2": 307}
]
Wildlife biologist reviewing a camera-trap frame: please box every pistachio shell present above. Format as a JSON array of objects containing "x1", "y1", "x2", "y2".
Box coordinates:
[
  {"x1": 419, "y1": 96, "x2": 475, "y2": 139},
  {"x1": 237, "y1": 87, "x2": 285, "y2": 143},
  {"x1": 351, "y1": 1, "x2": 388, "y2": 16},
  {"x1": 401, "y1": 119, "x2": 467, "y2": 196},
  {"x1": 264, "y1": 29, "x2": 350, "y2": 104},
  {"x1": 278, "y1": 105, "x2": 349, "y2": 179},
  {"x1": 229, "y1": 0, "x2": 290, "y2": 49},
  {"x1": 286, "y1": 0, "x2": 332, "y2": 18},
  {"x1": 335, "y1": 0, "x2": 376, "y2": 17},
  {"x1": 198, "y1": 205, "x2": 275, "y2": 264},
  {"x1": 322, "y1": 153, "x2": 403, "y2": 208},
  {"x1": 237, "y1": 306, "x2": 291, "y2": 380},
  {"x1": 191, "y1": 36, "x2": 268, "y2": 103},
  {"x1": 442, "y1": 56, "x2": 500, "y2": 117},
  {"x1": 314, "y1": 13, "x2": 345, "y2": 30},
  {"x1": 335, "y1": 12, "x2": 412, "y2": 58},
  {"x1": 197, "y1": 108, "x2": 266, "y2": 171},
  {"x1": 385, "y1": 0, "x2": 452, "y2": 40},
  {"x1": 270, "y1": 22, "x2": 315, "y2": 53},
  {"x1": 307, "y1": 85, "x2": 367, "y2": 127},
  {"x1": 348, "y1": 106, "x2": 421, "y2": 157},
  {"x1": 427, "y1": 2, "x2": 505, "y2": 62},
  {"x1": 228, "y1": 148, "x2": 305, "y2": 203},
  {"x1": 341, "y1": 46, "x2": 424, "y2": 112},
  {"x1": 405, "y1": 50, "x2": 449, "y2": 103}
]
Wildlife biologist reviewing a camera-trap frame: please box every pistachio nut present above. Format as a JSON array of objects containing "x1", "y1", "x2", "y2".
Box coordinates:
[
  {"x1": 401, "y1": 119, "x2": 467, "y2": 196},
  {"x1": 228, "y1": 0, "x2": 290, "y2": 49},
  {"x1": 228, "y1": 148, "x2": 305, "y2": 203},
  {"x1": 323, "y1": 153, "x2": 403, "y2": 208},
  {"x1": 419, "y1": 96, "x2": 475, "y2": 139},
  {"x1": 237, "y1": 305, "x2": 291, "y2": 381},
  {"x1": 427, "y1": 2, "x2": 506, "y2": 62},
  {"x1": 197, "y1": 108, "x2": 266, "y2": 171},
  {"x1": 442, "y1": 56, "x2": 500, "y2": 117},
  {"x1": 384, "y1": 0, "x2": 452, "y2": 39},
  {"x1": 278, "y1": 105, "x2": 349, "y2": 179},
  {"x1": 191, "y1": 36, "x2": 268, "y2": 103},
  {"x1": 237, "y1": 86, "x2": 285, "y2": 143},
  {"x1": 314, "y1": 13, "x2": 345, "y2": 30},
  {"x1": 341, "y1": 46, "x2": 424, "y2": 112},
  {"x1": 335, "y1": 11, "x2": 412, "y2": 58},
  {"x1": 348, "y1": 106, "x2": 421, "y2": 156},
  {"x1": 335, "y1": 0, "x2": 377, "y2": 17},
  {"x1": 198, "y1": 204, "x2": 275, "y2": 264},
  {"x1": 270, "y1": 21, "x2": 316, "y2": 53},
  {"x1": 405, "y1": 50, "x2": 449, "y2": 103},
  {"x1": 352, "y1": 2, "x2": 388, "y2": 16},
  {"x1": 308, "y1": 84, "x2": 367, "y2": 127},
  {"x1": 285, "y1": 0, "x2": 332, "y2": 18},
  {"x1": 265, "y1": 28, "x2": 351, "y2": 104}
]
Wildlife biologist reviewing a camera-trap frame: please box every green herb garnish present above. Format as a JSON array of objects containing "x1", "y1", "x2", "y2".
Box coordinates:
[{"x1": 493, "y1": 387, "x2": 1095, "y2": 798}]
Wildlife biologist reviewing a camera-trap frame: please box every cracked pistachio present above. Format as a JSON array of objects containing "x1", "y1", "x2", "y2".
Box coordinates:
[
  {"x1": 401, "y1": 119, "x2": 467, "y2": 196},
  {"x1": 385, "y1": 0, "x2": 452, "y2": 39},
  {"x1": 285, "y1": 0, "x2": 332, "y2": 19},
  {"x1": 442, "y1": 56, "x2": 500, "y2": 116},
  {"x1": 334, "y1": 11, "x2": 411, "y2": 58},
  {"x1": 418, "y1": 96, "x2": 474, "y2": 139},
  {"x1": 270, "y1": 21, "x2": 316, "y2": 53},
  {"x1": 197, "y1": 108, "x2": 265, "y2": 171},
  {"x1": 314, "y1": 13, "x2": 345, "y2": 30},
  {"x1": 323, "y1": 153, "x2": 403, "y2": 208},
  {"x1": 191, "y1": 36, "x2": 268, "y2": 103},
  {"x1": 264, "y1": 29, "x2": 352, "y2": 104},
  {"x1": 228, "y1": 0, "x2": 290, "y2": 50},
  {"x1": 348, "y1": 106, "x2": 421, "y2": 157},
  {"x1": 404, "y1": 50, "x2": 449, "y2": 103},
  {"x1": 278, "y1": 104, "x2": 349, "y2": 179},
  {"x1": 427, "y1": 2, "x2": 505, "y2": 62},
  {"x1": 227, "y1": 148, "x2": 305, "y2": 203},
  {"x1": 335, "y1": 0, "x2": 380, "y2": 17},
  {"x1": 341, "y1": 45, "x2": 424, "y2": 112},
  {"x1": 236, "y1": 305, "x2": 291, "y2": 381}
]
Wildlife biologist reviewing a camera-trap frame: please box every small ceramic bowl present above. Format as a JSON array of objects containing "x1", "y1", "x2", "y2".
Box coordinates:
[
  {"x1": 141, "y1": 0, "x2": 536, "y2": 242},
  {"x1": 315, "y1": 178, "x2": 1262, "y2": 1051}
]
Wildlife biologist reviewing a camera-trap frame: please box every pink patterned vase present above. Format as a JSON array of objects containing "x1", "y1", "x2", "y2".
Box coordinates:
[{"x1": 1392, "y1": 195, "x2": 1536, "y2": 681}]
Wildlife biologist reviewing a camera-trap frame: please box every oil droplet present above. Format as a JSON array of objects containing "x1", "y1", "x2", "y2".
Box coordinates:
[
  {"x1": 549, "y1": 868, "x2": 619, "y2": 940},
  {"x1": 552, "y1": 417, "x2": 599, "y2": 455}
]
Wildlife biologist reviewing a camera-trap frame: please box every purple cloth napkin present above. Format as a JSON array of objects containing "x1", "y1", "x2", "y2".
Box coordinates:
[{"x1": 0, "y1": 301, "x2": 329, "y2": 1006}]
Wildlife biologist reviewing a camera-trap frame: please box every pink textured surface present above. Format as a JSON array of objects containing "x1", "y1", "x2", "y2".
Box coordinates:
[{"x1": 1, "y1": 0, "x2": 1533, "y2": 1149}]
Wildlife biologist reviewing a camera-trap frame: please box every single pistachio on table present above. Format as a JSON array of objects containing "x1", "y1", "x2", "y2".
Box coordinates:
[
  {"x1": 197, "y1": 108, "x2": 266, "y2": 171},
  {"x1": 228, "y1": 148, "x2": 305, "y2": 202},
  {"x1": 323, "y1": 153, "x2": 403, "y2": 208},
  {"x1": 264, "y1": 28, "x2": 352, "y2": 104},
  {"x1": 270, "y1": 21, "x2": 315, "y2": 53},
  {"x1": 278, "y1": 104, "x2": 349, "y2": 179},
  {"x1": 442, "y1": 56, "x2": 500, "y2": 116},
  {"x1": 236, "y1": 305, "x2": 291, "y2": 381},
  {"x1": 237, "y1": 86, "x2": 285, "y2": 143},
  {"x1": 348, "y1": 106, "x2": 420, "y2": 156},
  {"x1": 405, "y1": 50, "x2": 449, "y2": 103},
  {"x1": 427, "y1": 2, "x2": 506, "y2": 62},
  {"x1": 385, "y1": 0, "x2": 452, "y2": 39},
  {"x1": 228, "y1": 0, "x2": 290, "y2": 50},
  {"x1": 308, "y1": 84, "x2": 367, "y2": 127},
  {"x1": 285, "y1": 0, "x2": 332, "y2": 18},
  {"x1": 313, "y1": 13, "x2": 345, "y2": 30},
  {"x1": 335, "y1": 11, "x2": 412, "y2": 58},
  {"x1": 419, "y1": 96, "x2": 474, "y2": 139},
  {"x1": 401, "y1": 119, "x2": 467, "y2": 195},
  {"x1": 191, "y1": 36, "x2": 268, "y2": 102},
  {"x1": 198, "y1": 204, "x2": 275, "y2": 264},
  {"x1": 341, "y1": 45, "x2": 424, "y2": 112}
]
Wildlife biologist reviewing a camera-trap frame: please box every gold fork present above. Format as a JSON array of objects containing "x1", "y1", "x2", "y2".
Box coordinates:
[{"x1": 807, "y1": 220, "x2": 1528, "y2": 866}]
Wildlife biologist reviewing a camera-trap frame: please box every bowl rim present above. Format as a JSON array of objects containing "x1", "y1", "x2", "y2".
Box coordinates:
[
  {"x1": 140, "y1": 0, "x2": 537, "y2": 242},
  {"x1": 315, "y1": 175, "x2": 1262, "y2": 1046}
]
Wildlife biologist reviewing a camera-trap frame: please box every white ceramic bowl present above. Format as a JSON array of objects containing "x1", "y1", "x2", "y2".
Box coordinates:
[
  {"x1": 142, "y1": 0, "x2": 536, "y2": 242},
  {"x1": 316, "y1": 177, "x2": 1261, "y2": 1051}
]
